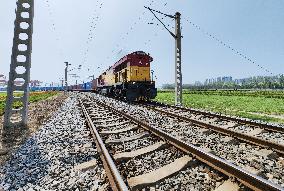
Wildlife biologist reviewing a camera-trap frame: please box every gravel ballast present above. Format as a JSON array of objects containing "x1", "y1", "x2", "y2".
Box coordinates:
[
  {"x1": 86, "y1": 93, "x2": 284, "y2": 188},
  {"x1": 0, "y1": 95, "x2": 108, "y2": 190}
]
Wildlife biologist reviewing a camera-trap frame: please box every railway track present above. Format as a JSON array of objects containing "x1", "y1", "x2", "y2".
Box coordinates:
[
  {"x1": 142, "y1": 102, "x2": 284, "y2": 155},
  {"x1": 79, "y1": 94, "x2": 284, "y2": 191},
  {"x1": 149, "y1": 101, "x2": 284, "y2": 134}
]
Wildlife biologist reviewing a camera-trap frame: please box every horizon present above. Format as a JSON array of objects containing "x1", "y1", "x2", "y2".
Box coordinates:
[{"x1": 1, "y1": 1, "x2": 284, "y2": 86}]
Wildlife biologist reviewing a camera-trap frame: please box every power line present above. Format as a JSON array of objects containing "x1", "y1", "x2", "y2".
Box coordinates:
[
  {"x1": 98, "y1": 0, "x2": 156, "y2": 73},
  {"x1": 185, "y1": 18, "x2": 276, "y2": 76},
  {"x1": 82, "y1": 1, "x2": 104, "y2": 66},
  {"x1": 143, "y1": 2, "x2": 174, "y2": 46},
  {"x1": 44, "y1": 0, "x2": 64, "y2": 59}
]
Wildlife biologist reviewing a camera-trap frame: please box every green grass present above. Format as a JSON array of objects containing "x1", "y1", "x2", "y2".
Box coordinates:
[
  {"x1": 155, "y1": 91, "x2": 284, "y2": 124},
  {"x1": 0, "y1": 91, "x2": 58, "y2": 115},
  {"x1": 159, "y1": 89, "x2": 284, "y2": 99}
]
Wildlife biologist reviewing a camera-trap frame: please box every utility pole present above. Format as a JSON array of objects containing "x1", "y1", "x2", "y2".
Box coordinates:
[
  {"x1": 175, "y1": 12, "x2": 182, "y2": 106},
  {"x1": 4, "y1": 0, "x2": 34, "y2": 128},
  {"x1": 145, "y1": 7, "x2": 182, "y2": 105},
  {"x1": 64, "y1": 62, "x2": 70, "y2": 93},
  {"x1": 89, "y1": 75, "x2": 95, "y2": 81},
  {"x1": 60, "y1": 79, "x2": 64, "y2": 91}
]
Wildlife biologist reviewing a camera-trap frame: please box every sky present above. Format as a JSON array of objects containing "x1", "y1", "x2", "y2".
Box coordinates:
[{"x1": 0, "y1": 0, "x2": 284, "y2": 86}]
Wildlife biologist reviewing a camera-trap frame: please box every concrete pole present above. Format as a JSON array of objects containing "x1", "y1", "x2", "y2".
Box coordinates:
[
  {"x1": 60, "y1": 79, "x2": 64, "y2": 90},
  {"x1": 175, "y1": 12, "x2": 182, "y2": 106},
  {"x1": 3, "y1": 0, "x2": 34, "y2": 128},
  {"x1": 64, "y1": 62, "x2": 69, "y2": 93}
]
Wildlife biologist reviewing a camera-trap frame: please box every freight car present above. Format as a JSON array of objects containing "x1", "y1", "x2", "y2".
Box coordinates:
[
  {"x1": 94, "y1": 51, "x2": 157, "y2": 101},
  {"x1": 68, "y1": 81, "x2": 93, "y2": 92}
]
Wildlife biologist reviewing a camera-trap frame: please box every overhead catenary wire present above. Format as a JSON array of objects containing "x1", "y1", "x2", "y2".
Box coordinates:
[
  {"x1": 184, "y1": 18, "x2": 276, "y2": 76},
  {"x1": 44, "y1": 0, "x2": 64, "y2": 59},
  {"x1": 143, "y1": 2, "x2": 174, "y2": 47},
  {"x1": 81, "y1": 0, "x2": 104, "y2": 67},
  {"x1": 98, "y1": 0, "x2": 156, "y2": 74},
  {"x1": 68, "y1": 0, "x2": 103, "y2": 85}
]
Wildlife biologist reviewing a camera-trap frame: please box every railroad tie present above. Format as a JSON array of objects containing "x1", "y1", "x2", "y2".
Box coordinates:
[
  {"x1": 98, "y1": 121, "x2": 129, "y2": 128},
  {"x1": 213, "y1": 180, "x2": 240, "y2": 191},
  {"x1": 74, "y1": 159, "x2": 97, "y2": 172},
  {"x1": 105, "y1": 131, "x2": 149, "y2": 144},
  {"x1": 114, "y1": 141, "x2": 166, "y2": 162},
  {"x1": 100, "y1": 124, "x2": 138, "y2": 135},
  {"x1": 95, "y1": 117, "x2": 124, "y2": 124},
  {"x1": 221, "y1": 122, "x2": 238, "y2": 129},
  {"x1": 127, "y1": 155, "x2": 193, "y2": 190},
  {"x1": 247, "y1": 128, "x2": 266, "y2": 136}
]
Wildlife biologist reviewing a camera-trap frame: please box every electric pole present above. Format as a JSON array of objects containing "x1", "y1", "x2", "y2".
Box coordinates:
[
  {"x1": 145, "y1": 7, "x2": 183, "y2": 105},
  {"x1": 4, "y1": 0, "x2": 34, "y2": 128},
  {"x1": 60, "y1": 79, "x2": 64, "y2": 90},
  {"x1": 175, "y1": 12, "x2": 182, "y2": 106},
  {"x1": 64, "y1": 62, "x2": 70, "y2": 93},
  {"x1": 89, "y1": 75, "x2": 95, "y2": 81}
]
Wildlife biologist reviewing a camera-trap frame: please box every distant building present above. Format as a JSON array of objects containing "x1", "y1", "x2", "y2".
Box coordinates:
[
  {"x1": 234, "y1": 77, "x2": 251, "y2": 85},
  {"x1": 194, "y1": 81, "x2": 203, "y2": 86},
  {"x1": 14, "y1": 80, "x2": 25, "y2": 86},
  {"x1": 204, "y1": 76, "x2": 232, "y2": 85},
  {"x1": 0, "y1": 75, "x2": 42, "y2": 89},
  {"x1": 222, "y1": 76, "x2": 233, "y2": 82},
  {"x1": 30, "y1": 80, "x2": 42, "y2": 87},
  {"x1": 0, "y1": 74, "x2": 7, "y2": 87}
]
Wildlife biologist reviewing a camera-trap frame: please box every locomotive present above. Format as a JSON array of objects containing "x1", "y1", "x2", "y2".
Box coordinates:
[{"x1": 94, "y1": 51, "x2": 157, "y2": 101}]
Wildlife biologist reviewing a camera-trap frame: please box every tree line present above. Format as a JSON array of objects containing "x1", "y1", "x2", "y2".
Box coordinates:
[{"x1": 162, "y1": 75, "x2": 284, "y2": 90}]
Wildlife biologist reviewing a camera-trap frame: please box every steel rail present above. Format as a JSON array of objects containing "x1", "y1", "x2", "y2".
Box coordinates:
[
  {"x1": 79, "y1": 99, "x2": 129, "y2": 191},
  {"x1": 93, "y1": 98, "x2": 284, "y2": 191},
  {"x1": 145, "y1": 105, "x2": 284, "y2": 155},
  {"x1": 149, "y1": 101, "x2": 284, "y2": 133}
]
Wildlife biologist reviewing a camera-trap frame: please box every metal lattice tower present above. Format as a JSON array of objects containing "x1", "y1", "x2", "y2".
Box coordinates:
[
  {"x1": 175, "y1": 12, "x2": 182, "y2": 106},
  {"x1": 4, "y1": 0, "x2": 34, "y2": 128}
]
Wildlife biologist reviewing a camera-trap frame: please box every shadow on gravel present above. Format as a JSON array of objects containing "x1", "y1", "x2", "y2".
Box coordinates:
[
  {"x1": 0, "y1": 126, "x2": 32, "y2": 166},
  {"x1": 0, "y1": 127, "x2": 51, "y2": 190}
]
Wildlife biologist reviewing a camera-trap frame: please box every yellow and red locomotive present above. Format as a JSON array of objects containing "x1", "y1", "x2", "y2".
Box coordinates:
[{"x1": 94, "y1": 51, "x2": 157, "y2": 101}]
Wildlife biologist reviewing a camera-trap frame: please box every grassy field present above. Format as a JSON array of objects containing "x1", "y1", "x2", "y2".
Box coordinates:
[
  {"x1": 160, "y1": 89, "x2": 284, "y2": 99},
  {"x1": 0, "y1": 91, "x2": 58, "y2": 115},
  {"x1": 155, "y1": 91, "x2": 284, "y2": 124}
]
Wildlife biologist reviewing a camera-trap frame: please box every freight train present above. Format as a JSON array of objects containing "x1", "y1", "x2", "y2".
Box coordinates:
[
  {"x1": 68, "y1": 51, "x2": 157, "y2": 101},
  {"x1": 94, "y1": 51, "x2": 157, "y2": 101}
]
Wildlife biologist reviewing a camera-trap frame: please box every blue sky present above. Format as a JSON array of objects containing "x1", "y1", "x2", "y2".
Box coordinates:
[{"x1": 0, "y1": 0, "x2": 284, "y2": 86}]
